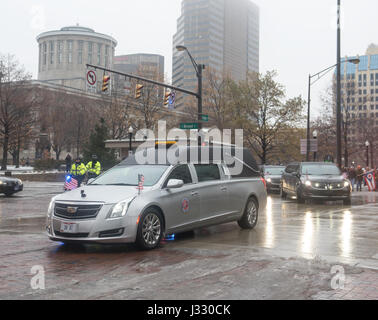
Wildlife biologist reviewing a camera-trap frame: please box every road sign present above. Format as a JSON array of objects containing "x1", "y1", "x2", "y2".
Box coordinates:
[
  {"x1": 180, "y1": 123, "x2": 199, "y2": 130},
  {"x1": 200, "y1": 114, "x2": 209, "y2": 122},
  {"x1": 300, "y1": 139, "x2": 318, "y2": 155},
  {"x1": 86, "y1": 70, "x2": 97, "y2": 92}
]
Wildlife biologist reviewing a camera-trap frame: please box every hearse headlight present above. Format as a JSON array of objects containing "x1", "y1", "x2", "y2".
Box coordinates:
[
  {"x1": 344, "y1": 181, "x2": 350, "y2": 188},
  {"x1": 108, "y1": 197, "x2": 135, "y2": 219},
  {"x1": 47, "y1": 199, "x2": 55, "y2": 218},
  {"x1": 266, "y1": 178, "x2": 272, "y2": 183},
  {"x1": 305, "y1": 180, "x2": 312, "y2": 187}
]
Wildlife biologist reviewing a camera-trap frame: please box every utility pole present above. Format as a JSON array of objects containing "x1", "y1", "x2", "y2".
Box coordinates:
[{"x1": 336, "y1": 0, "x2": 342, "y2": 167}]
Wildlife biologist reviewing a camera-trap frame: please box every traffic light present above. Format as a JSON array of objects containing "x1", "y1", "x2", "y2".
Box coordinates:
[
  {"x1": 102, "y1": 75, "x2": 110, "y2": 92},
  {"x1": 135, "y1": 84, "x2": 144, "y2": 99},
  {"x1": 164, "y1": 90, "x2": 171, "y2": 105}
]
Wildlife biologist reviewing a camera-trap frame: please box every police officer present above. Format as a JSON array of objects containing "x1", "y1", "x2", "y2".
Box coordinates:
[
  {"x1": 70, "y1": 157, "x2": 87, "y2": 187},
  {"x1": 86, "y1": 155, "x2": 101, "y2": 179}
]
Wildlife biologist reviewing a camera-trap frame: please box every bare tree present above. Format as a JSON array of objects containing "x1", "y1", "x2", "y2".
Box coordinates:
[
  {"x1": 0, "y1": 54, "x2": 34, "y2": 170},
  {"x1": 229, "y1": 71, "x2": 305, "y2": 164}
]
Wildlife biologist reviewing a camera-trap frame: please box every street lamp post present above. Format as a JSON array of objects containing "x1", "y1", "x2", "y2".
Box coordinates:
[
  {"x1": 336, "y1": 0, "x2": 342, "y2": 167},
  {"x1": 365, "y1": 141, "x2": 370, "y2": 168},
  {"x1": 306, "y1": 58, "x2": 359, "y2": 162},
  {"x1": 176, "y1": 45, "x2": 205, "y2": 136},
  {"x1": 128, "y1": 126, "x2": 134, "y2": 156}
]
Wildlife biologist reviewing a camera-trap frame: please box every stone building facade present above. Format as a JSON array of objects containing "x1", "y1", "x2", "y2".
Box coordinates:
[{"x1": 37, "y1": 25, "x2": 117, "y2": 91}]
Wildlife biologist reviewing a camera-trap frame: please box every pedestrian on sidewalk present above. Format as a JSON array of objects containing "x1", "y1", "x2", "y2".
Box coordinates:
[
  {"x1": 349, "y1": 166, "x2": 357, "y2": 192},
  {"x1": 65, "y1": 153, "x2": 72, "y2": 173},
  {"x1": 356, "y1": 165, "x2": 364, "y2": 192}
]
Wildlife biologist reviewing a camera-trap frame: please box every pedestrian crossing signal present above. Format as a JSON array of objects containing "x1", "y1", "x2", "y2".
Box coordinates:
[
  {"x1": 135, "y1": 84, "x2": 144, "y2": 99},
  {"x1": 102, "y1": 75, "x2": 110, "y2": 92}
]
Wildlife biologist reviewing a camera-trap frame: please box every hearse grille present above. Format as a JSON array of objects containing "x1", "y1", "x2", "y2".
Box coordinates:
[{"x1": 54, "y1": 203, "x2": 102, "y2": 220}]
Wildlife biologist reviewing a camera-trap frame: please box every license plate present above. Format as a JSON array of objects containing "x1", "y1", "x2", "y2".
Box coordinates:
[
  {"x1": 14, "y1": 185, "x2": 19, "y2": 191},
  {"x1": 60, "y1": 222, "x2": 78, "y2": 233}
]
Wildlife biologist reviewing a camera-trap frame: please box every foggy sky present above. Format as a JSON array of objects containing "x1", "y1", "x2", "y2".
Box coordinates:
[{"x1": 2, "y1": 0, "x2": 378, "y2": 117}]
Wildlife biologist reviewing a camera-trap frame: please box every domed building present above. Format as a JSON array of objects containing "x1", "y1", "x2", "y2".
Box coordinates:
[{"x1": 36, "y1": 25, "x2": 117, "y2": 91}]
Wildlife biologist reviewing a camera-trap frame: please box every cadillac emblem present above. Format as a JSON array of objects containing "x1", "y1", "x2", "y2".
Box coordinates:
[{"x1": 66, "y1": 207, "x2": 78, "y2": 214}]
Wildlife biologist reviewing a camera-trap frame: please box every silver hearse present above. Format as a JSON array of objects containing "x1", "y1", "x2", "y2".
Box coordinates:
[{"x1": 46, "y1": 145, "x2": 267, "y2": 249}]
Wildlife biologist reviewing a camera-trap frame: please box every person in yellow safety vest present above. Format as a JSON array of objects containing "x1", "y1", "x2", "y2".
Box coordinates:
[
  {"x1": 70, "y1": 157, "x2": 87, "y2": 187},
  {"x1": 86, "y1": 155, "x2": 101, "y2": 179}
]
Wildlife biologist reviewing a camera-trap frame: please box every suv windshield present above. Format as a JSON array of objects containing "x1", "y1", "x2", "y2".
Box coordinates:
[
  {"x1": 90, "y1": 165, "x2": 169, "y2": 186},
  {"x1": 265, "y1": 167, "x2": 285, "y2": 175},
  {"x1": 301, "y1": 164, "x2": 341, "y2": 175}
]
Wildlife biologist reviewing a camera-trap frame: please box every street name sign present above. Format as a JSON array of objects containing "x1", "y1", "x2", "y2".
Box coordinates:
[{"x1": 180, "y1": 123, "x2": 199, "y2": 130}]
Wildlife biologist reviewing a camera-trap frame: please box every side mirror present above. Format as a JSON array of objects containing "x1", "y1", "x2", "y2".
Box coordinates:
[{"x1": 166, "y1": 179, "x2": 184, "y2": 189}]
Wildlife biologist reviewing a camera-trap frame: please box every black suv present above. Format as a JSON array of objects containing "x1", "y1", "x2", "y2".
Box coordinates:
[
  {"x1": 261, "y1": 165, "x2": 285, "y2": 193},
  {"x1": 280, "y1": 162, "x2": 352, "y2": 204}
]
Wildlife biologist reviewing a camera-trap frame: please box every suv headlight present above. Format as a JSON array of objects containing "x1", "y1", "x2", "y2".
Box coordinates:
[
  {"x1": 305, "y1": 180, "x2": 312, "y2": 187},
  {"x1": 108, "y1": 197, "x2": 135, "y2": 219},
  {"x1": 344, "y1": 181, "x2": 350, "y2": 188}
]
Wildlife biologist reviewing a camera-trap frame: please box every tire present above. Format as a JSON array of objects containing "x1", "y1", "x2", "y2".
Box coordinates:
[
  {"x1": 296, "y1": 189, "x2": 305, "y2": 204},
  {"x1": 136, "y1": 208, "x2": 164, "y2": 250},
  {"x1": 238, "y1": 197, "x2": 259, "y2": 230},
  {"x1": 4, "y1": 192, "x2": 15, "y2": 197}
]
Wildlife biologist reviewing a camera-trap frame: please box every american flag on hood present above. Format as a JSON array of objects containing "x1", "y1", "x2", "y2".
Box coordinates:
[{"x1": 64, "y1": 175, "x2": 78, "y2": 191}]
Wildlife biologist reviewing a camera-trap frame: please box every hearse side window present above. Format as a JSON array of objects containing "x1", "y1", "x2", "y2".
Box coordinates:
[
  {"x1": 194, "y1": 164, "x2": 221, "y2": 182},
  {"x1": 165, "y1": 165, "x2": 192, "y2": 185}
]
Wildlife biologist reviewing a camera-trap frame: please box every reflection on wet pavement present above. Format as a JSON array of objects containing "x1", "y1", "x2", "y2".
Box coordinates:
[
  {"x1": 169, "y1": 194, "x2": 378, "y2": 269},
  {"x1": 0, "y1": 185, "x2": 377, "y2": 271}
]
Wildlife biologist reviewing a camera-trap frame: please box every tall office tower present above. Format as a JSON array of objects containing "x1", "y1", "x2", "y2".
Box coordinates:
[
  {"x1": 172, "y1": 0, "x2": 259, "y2": 105},
  {"x1": 337, "y1": 44, "x2": 378, "y2": 167},
  {"x1": 113, "y1": 53, "x2": 164, "y2": 95}
]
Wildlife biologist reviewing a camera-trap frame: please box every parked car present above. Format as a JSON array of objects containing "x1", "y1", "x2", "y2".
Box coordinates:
[
  {"x1": 280, "y1": 162, "x2": 352, "y2": 205},
  {"x1": 46, "y1": 145, "x2": 267, "y2": 250},
  {"x1": 261, "y1": 165, "x2": 285, "y2": 193},
  {"x1": 0, "y1": 176, "x2": 23, "y2": 197}
]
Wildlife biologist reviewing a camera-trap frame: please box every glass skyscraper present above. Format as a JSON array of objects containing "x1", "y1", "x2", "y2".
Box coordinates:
[{"x1": 172, "y1": 0, "x2": 259, "y2": 105}]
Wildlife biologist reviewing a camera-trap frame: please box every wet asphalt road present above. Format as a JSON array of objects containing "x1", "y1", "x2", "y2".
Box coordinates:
[{"x1": 0, "y1": 182, "x2": 377, "y2": 300}]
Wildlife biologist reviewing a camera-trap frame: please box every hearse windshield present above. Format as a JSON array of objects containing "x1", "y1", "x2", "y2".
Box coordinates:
[{"x1": 90, "y1": 165, "x2": 169, "y2": 186}]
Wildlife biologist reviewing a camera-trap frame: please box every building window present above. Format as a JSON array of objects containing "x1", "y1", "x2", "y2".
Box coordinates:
[
  {"x1": 97, "y1": 43, "x2": 102, "y2": 65},
  {"x1": 49, "y1": 41, "x2": 54, "y2": 64},
  {"x1": 88, "y1": 41, "x2": 93, "y2": 64},
  {"x1": 78, "y1": 40, "x2": 83, "y2": 64},
  {"x1": 43, "y1": 42, "x2": 47, "y2": 65},
  {"x1": 67, "y1": 40, "x2": 73, "y2": 64},
  {"x1": 57, "y1": 41, "x2": 63, "y2": 64},
  {"x1": 39, "y1": 44, "x2": 42, "y2": 71},
  {"x1": 105, "y1": 45, "x2": 109, "y2": 67}
]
